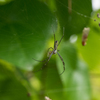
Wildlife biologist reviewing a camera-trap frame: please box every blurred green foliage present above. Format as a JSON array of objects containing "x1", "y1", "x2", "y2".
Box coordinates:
[{"x1": 0, "y1": 0, "x2": 100, "y2": 100}]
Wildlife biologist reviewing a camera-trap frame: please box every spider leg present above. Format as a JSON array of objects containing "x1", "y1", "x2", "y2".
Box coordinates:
[
  {"x1": 58, "y1": 27, "x2": 65, "y2": 46},
  {"x1": 51, "y1": 25, "x2": 56, "y2": 44},
  {"x1": 32, "y1": 57, "x2": 49, "y2": 62},
  {"x1": 47, "y1": 47, "x2": 53, "y2": 53},
  {"x1": 57, "y1": 52, "x2": 65, "y2": 75},
  {"x1": 54, "y1": 33, "x2": 55, "y2": 44},
  {"x1": 33, "y1": 51, "x2": 54, "y2": 73},
  {"x1": 32, "y1": 47, "x2": 53, "y2": 62}
]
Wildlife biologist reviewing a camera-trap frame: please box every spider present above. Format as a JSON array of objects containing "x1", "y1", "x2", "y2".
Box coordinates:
[{"x1": 32, "y1": 27, "x2": 65, "y2": 75}]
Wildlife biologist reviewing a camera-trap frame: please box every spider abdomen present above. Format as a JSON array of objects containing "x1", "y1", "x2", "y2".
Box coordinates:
[{"x1": 53, "y1": 49, "x2": 57, "y2": 54}]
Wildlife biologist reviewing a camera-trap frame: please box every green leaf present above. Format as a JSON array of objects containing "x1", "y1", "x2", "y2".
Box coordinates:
[
  {"x1": 57, "y1": 42, "x2": 91, "y2": 100},
  {"x1": 55, "y1": 0, "x2": 92, "y2": 39},
  {"x1": 33, "y1": 58, "x2": 65, "y2": 100},
  {"x1": 76, "y1": 10, "x2": 100, "y2": 70},
  {"x1": 0, "y1": 0, "x2": 57, "y2": 70},
  {"x1": 0, "y1": 60, "x2": 31, "y2": 100},
  {"x1": 33, "y1": 42, "x2": 91, "y2": 100}
]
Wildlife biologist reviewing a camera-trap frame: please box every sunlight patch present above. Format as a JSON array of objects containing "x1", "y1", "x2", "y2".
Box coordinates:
[
  {"x1": 70, "y1": 34, "x2": 78, "y2": 43},
  {"x1": 0, "y1": 0, "x2": 6, "y2": 1},
  {"x1": 92, "y1": 0, "x2": 100, "y2": 11}
]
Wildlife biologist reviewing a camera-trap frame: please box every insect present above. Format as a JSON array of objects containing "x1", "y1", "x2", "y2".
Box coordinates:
[
  {"x1": 45, "y1": 96, "x2": 52, "y2": 100},
  {"x1": 82, "y1": 27, "x2": 90, "y2": 46},
  {"x1": 32, "y1": 27, "x2": 65, "y2": 75},
  {"x1": 97, "y1": 13, "x2": 100, "y2": 18}
]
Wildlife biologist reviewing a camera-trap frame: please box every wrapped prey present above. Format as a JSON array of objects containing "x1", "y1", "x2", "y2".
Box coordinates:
[
  {"x1": 82, "y1": 27, "x2": 90, "y2": 46},
  {"x1": 45, "y1": 96, "x2": 52, "y2": 100}
]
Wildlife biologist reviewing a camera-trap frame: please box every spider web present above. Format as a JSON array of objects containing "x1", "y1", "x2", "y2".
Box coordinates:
[{"x1": 0, "y1": 0, "x2": 100, "y2": 100}]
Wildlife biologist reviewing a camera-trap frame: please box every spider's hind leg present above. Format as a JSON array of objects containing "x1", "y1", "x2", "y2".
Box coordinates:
[
  {"x1": 33, "y1": 51, "x2": 53, "y2": 73},
  {"x1": 57, "y1": 52, "x2": 65, "y2": 75}
]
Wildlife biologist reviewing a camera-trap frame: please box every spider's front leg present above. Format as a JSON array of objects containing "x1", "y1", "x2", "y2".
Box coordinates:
[{"x1": 58, "y1": 27, "x2": 65, "y2": 46}]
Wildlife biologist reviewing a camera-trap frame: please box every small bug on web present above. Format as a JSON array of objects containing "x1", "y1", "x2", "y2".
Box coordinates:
[
  {"x1": 45, "y1": 96, "x2": 52, "y2": 100},
  {"x1": 32, "y1": 27, "x2": 65, "y2": 75},
  {"x1": 97, "y1": 13, "x2": 100, "y2": 18},
  {"x1": 82, "y1": 27, "x2": 90, "y2": 46}
]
